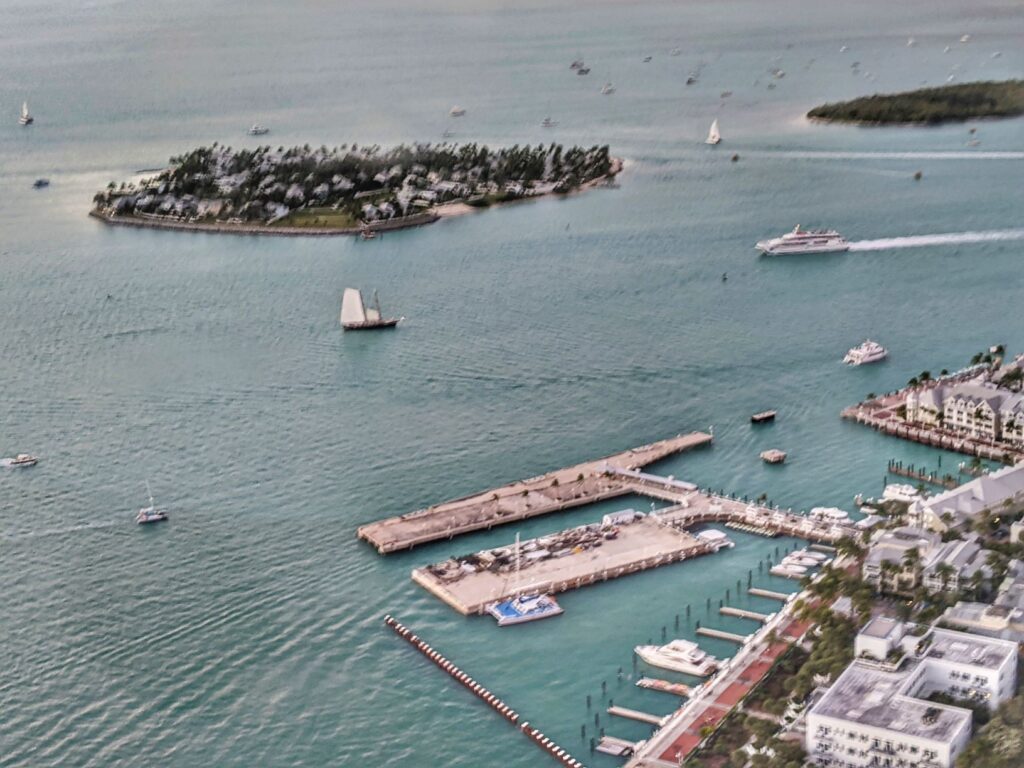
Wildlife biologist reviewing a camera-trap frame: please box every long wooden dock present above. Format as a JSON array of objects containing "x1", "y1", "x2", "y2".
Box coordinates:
[
  {"x1": 357, "y1": 431, "x2": 713, "y2": 554},
  {"x1": 695, "y1": 627, "x2": 749, "y2": 644},
  {"x1": 748, "y1": 587, "x2": 791, "y2": 601},
  {"x1": 720, "y1": 606, "x2": 772, "y2": 622},
  {"x1": 596, "y1": 737, "x2": 637, "y2": 757},
  {"x1": 608, "y1": 706, "x2": 665, "y2": 726},
  {"x1": 636, "y1": 677, "x2": 693, "y2": 697}
]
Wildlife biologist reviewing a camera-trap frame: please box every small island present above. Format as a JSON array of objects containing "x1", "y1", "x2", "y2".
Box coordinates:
[
  {"x1": 807, "y1": 79, "x2": 1024, "y2": 125},
  {"x1": 91, "y1": 142, "x2": 620, "y2": 236}
]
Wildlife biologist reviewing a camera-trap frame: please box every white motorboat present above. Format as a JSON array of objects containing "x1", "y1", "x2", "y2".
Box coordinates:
[
  {"x1": 4, "y1": 453, "x2": 39, "y2": 467},
  {"x1": 541, "y1": 117, "x2": 558, "y2": 128},
  {"x1": 600, "y1": 83, "x2": 615, "y2": 95},
  {"x1": 809, "y1": 507, "x2": 851, "y2": 524},
  {"x1": 19, "y1": 101, "x2": 33, "y2": 125},
  {"x1": 136, "y1": 482, "x2": 168, "y2": 524},
  {"x1": 449, "y1": 105, "x2": 466, "y2": 117},
  {"x1": 696, "y1": 529, "x2": 735, "y2": 551},
  {"x1": 705, "y1": 118, "x2": 721, "y2": 145},
  {"x1": 247, "y1": 124, "x2": 269, "y2": 135},
  {"x1": 635, "y1": 639, "x2": 717, "y2": 677},
  {"x1": 756, "y1": 225, "x2": 849, "y2": 255},
  {"x1": 843, "y1": 339, "x2": 888, "y2": 365}
]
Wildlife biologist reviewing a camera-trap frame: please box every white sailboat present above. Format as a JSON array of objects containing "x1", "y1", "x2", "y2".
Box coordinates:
[
  {"x1": 486, "y1": 533, "x2": 564, "y2": 626},
  {"x1": 705, "y1": 118, "x2": 721, "y2": 145},
  {"x1": 136, "y1": 481, "x2": 168, "y2": 524},
  {"x1": 340, "y1": 288, "x2": 401, "y2": 330},
  {"x1": 19, "y1": 101, "x2": 33, "y2": 125}
]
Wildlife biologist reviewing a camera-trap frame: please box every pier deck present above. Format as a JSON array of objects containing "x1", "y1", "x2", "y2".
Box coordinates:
[
  {"x1": 608, "y1": 706, "x2": 666, "y2": 726},
  {"x1": 696, "y1": 627, "x2": 749, "y2": 644},
  {"x1": 357, "y1": 432, "x2": 713, "y2": 554},
  {"x1": 720, "y1": 606, "x2": 772, "y2": 622}
]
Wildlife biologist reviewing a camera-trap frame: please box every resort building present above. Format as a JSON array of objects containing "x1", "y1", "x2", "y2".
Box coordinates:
[
  {"x1": 905, "y1": 381, "x2": 1024, "y2": 444},
  {"x1": 943, "y1": 559, "x2": 1024, "y2": 645},
  {"x1": 910, "y1": 463, "x2": 1024, "y2": 533},
  {"x1": 862, "y1": 527, "x2": 992, "y2": 594},
  {"x1": 806, "y1": 620, "x2": 1018, "y2": 768}
]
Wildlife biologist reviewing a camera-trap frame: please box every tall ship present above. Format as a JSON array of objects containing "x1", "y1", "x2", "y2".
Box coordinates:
[
  {"x1": 843, "y1": 339, "x2": 888, "y2": 365},
  {"x1": 755, "y1": 225, "x2": 849, "y2": 255},
  {"x1": 635, "y1": 639, "x2": 718, "y2": 677},
  {"x1": 486, "y1": 533, "x2": 564, "y2": 626},
  {"x1": 340, "y1": 288, "x2": 401, "y2": 330},
  {"x1": 19, "y1": 101, "x2": 33, "y2": 125},
  {"x1": 705, "y1": 118, "x2": 721, "y2": 145}
]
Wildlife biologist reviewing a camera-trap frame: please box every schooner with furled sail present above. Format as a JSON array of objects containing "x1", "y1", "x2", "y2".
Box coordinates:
[{"x1": 340, "y1": 288, "x2": 402, "y2": 330}]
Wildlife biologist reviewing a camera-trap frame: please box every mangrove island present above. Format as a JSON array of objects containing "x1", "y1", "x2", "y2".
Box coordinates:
[
  {"x1": 91, "y1": 142, "x2": 620, "y2": 236},
  {"x1": 807, "y1": 79, "x2": 1024, "y2": 125}
]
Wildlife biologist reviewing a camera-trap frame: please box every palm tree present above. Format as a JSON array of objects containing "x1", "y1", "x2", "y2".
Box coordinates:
[{"x1": 935, "y1": 562, "x2": 956, "y2": 592}]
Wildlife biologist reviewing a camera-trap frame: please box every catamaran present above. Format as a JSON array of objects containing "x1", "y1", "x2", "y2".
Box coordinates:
[
  {"x1": 136, "y1": 481, "x2": 168, "y2": 524},
  {"x1": 19, "y1": 101, "x2": 33, "y2": 125},
  {"x1": 486, "y1": 533, "x2": 564, "y2": 626},
  {"x1": 843, "y1": 339, "x2": 888, "y2": 365},
  {"x1": 635, "y1": 639, "x2": 718, "y2": 676},
  {"x1": 340, "y1": 288, "x2": 401, "y2": 330},
  {"x1": 705, "y1": 118, "x2": 721, "y2": 145}
]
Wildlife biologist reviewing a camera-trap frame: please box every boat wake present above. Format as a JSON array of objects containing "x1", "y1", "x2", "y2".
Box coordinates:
[{"x1": 849, "y1": 229, "x2": 1024, "y2": 252}]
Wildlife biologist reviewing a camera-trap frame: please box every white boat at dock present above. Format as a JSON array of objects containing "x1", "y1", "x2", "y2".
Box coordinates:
[
  {"x1": 809, "y1": 507, "x2": 850, "y2": 524},
  {"x1": 770, "y1": 563, "x2": 807, "y2": 578},
  {"x1": 696, "y1": 529, "x2": 735, "y2": 551},
  {"x1": 340, "y1": 288, "x2": 402, "y2": 331},
  {"x1": 756, "y1": 225, "x2": 849, "y2": 255},
  {"x1": 843, "y1": 339, "x2": 887, "y2": 365},
  {"x1": 635, "y1": 639, "x2": 718, "y2": 677},
  {"x1": 485, "y1": 533, "x2": 564, "y2": 626}
]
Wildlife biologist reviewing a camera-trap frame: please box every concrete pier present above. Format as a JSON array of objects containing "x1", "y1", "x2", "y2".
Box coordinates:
[
  {"x1": 720, "y1": 606, "x2": 771, "y2": 622},
  {"x1": 636, "y1": 677, "x2": 693, "y2": 697},
  {"x1": 358, "y1": 431, "x2": 713, "y2": 553},
  {"x1": 748, "y1": 587, "x2": 791, "y2": 601},
  {"x1": 596, "y1": 737, "x2": 637, "y2": 757},
  {"x1": 695, "y1": 627, "x2": 749, "y2": 644},
  {"x1": 608, "y1": 706, "x2": 666, "y2": 726}
]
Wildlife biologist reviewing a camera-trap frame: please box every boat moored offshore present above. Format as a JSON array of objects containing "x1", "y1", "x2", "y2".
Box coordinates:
[
  {"x1": 756, "y1": 225, "x2": 850, "y2": 255},
  {"x1": 635, "y1": 639, "x2": 718, "y2": 677},
  {"x1": 19, "y1": 101, "x2": 33, "y2": 125},
  {"x1": 843, "y1": 339, "x2": 888, "y2": 365},
  {"x1": 340, "y1": 288, "x2": 401, "y2": 330},
  {"x1": 705, "y1": 118, "x2": 721, "y2": 145},
  {"x1": 136, "y1": 482, "x2": 168, "y2": 524},
  {"x1": 247, "y1": 124, "x2": 269, "y2": 135}
]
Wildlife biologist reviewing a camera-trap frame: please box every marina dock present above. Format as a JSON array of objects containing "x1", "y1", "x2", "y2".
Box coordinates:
[
  {"x1": 596, "y1": 737, "x2": 637, "y2": 757},
  {"x1": 748, "y1": 587, "x2": 792, "y2": 601},
  {"x1": 412, "y1": 473, "x2": 857, "y2": 614},
  {"x1": 720, "y1": 606, "x2": 772, "y2": 622},
  {"x1": 695, "y1": 627, "x2": 749, "y2": 644},
  {"x1": 608, "y1": 705, "x2": 666, "y2": 726},
  {"x1": 358, "y1": 431, "x2": 713, "y2": 553},
  {"x1": 636, "y1": 677, "x2": 693, "y2": 697}
]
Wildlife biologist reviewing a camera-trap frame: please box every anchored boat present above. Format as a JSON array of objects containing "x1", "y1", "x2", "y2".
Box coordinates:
[
  {"x1": 340, "y1": 288, "x2": 401, "y2": 331},
  {"x1": 705, "y1": 118, "x2": 721, "y2": 145}
]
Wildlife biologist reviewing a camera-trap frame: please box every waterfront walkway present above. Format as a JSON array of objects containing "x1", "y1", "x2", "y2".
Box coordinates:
[{"x1": 358, "y1": 432, "x2": 713, "y2": 553}]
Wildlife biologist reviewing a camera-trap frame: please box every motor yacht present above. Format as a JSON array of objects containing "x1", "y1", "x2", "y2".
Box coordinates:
[
  {"x1": 635, "y1": 639, "x2": 717, "y2": 677},
  {"x1": 843, "y1": 340, "x2": 888, "y2": 365},
  {"x1": 756, "y1": 225, "x2": 849, "y2": 255},
  {"x1": 5, "y1": 453, "x2": 39, "y2": 467}
]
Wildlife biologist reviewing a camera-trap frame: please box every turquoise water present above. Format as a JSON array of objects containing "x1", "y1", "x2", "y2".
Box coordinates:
[{"x1": 1, "y1": 1, "x2": 1022, "y2": 765}]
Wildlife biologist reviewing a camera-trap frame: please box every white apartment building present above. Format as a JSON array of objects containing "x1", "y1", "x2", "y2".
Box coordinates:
[
  {"x1": 806, "y1": 620, "x2": 1018, "y2": 768},
  {"x1": 905, "y1": 381, "x2": 1024, "y2": 444}
]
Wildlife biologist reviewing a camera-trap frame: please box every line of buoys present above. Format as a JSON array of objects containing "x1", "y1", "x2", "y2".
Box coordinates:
[{"x1": 384, "y1": 615, "x2": 586, "y2": 768}]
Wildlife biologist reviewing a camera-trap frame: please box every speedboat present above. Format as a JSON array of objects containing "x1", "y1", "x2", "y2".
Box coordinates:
[
  {"x1": 247, "y1": 124, "x2": 269, "y2": 135},
  {"x1": 755, "y1": 225, "x2": 849, "y2": 255},
  {"x1": 843, "y1": 339, "x2": 888, "y2": 365},
  {"x1": 635, "y1": 639, "x2": 717, "y2": 676},
  {"x1": 487, "y1": 593, "x2": 563, "y2": 626},
  {"x1": 136, "y1": 482, "x2": 168, "y2": 524},
  {"x1": 449, "y1": 105, "x2": 466, "y2": 117},
  {"x1": 541, "y1": 117, "x2": 558, "y2": 128},
  {"x1": 5, "y1": 453, "x2": 39, "y2": 467},
  {"x1": 600, "y1": 83, "x2": 615, "y2": 95},
  {"x1": 19, "y1": 101, "x2": 33, "y2": 125}
]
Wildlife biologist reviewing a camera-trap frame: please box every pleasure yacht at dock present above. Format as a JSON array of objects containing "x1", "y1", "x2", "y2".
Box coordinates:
[
  {"x1": 843, "y1": 339, "x2": 887, "y2": 365},
  {"x1": 635, "y1": 639, "x2": 718, "y2": 677},
  {"x1": 485, "y1": 533, "x2": 564, "y2": 626},
  {"x1": 755, "y1": 225, "x2": 849, "y2": 255}
]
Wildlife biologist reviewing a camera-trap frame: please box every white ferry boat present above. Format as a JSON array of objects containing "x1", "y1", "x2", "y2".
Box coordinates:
[
  {"x1": 487, "y1": 593, "x2": 564, "y2": 626},
  {"x1": 635, "y1": 639, "x2": 718, "y2": 677},
  {"x1": 843, "y1": 339, "x2": 888, "y2": 365},
  {"x1": 755, "y1": 225, "x2": 850, "y2": 255}
]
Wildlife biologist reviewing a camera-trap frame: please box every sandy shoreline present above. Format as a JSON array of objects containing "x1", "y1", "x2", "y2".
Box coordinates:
[{"x1": 90, "y1": 157, "x2": 624, "y2": 237}]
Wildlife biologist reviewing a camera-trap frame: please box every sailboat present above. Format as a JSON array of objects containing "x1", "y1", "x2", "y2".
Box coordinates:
[
  {"x1": 19, "y1": 101, "x2": 33, "y2": 125},
  {"x1": 486, "y1": 533, "x2": 564, "y2": 626},
  {"x1": 136, "y1": 481, "x2": 168, "y2": 524},
  {"x1": 705, "y1": 118, "x2": 721, "y2": 145},
  {"x1": 340, "y1": 288, "x2": 401, "y2": 331}
]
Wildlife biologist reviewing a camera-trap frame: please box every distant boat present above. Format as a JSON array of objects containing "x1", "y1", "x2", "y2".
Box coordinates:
[
  {"x1": 136, "y1": 481, "x2": 168, "y2": 524},
  {"x1": 541, "y1": 117, "x2": 558, "y2": 128},
  {"x1": 844, "y1": 339, "x2": 888, "y2": 366},
  {"x1": 576, "y1": 67, "x2": 590, "y2": 75},
  {"x1": 19, "y1": 101, "x2": 33, "y2": 125},
  {"x1": 4, "y1": 453, "x2": 39, "y2": 468},
  {"x1": 247, "y1": 124, "x2": 269, "y2": 135},
  {"x1": 642, "y1": 55, "x2": 652, "y2": 63},
  {"x1": 600, "y1": 83, "x2": 615, "y2": 95},
  {"x1": 441, "y1": 128, "x2": 455, "y2": 138},
  {"x1": 570, "y1": 59, "x2": 584, "y2": 70},
  {"x1": 705, "y1": 118, "x2": 721, "y2": 145},
  {"x1": 686, "y1": 74, "x2": 698, "y2": 85},
  {"x1": 670, "y1": 48, "x2": 681, "y2": 56},
  {"x1": 32, "y1": 178, "x2": 50, "y2": 189},
  {"x1": 751, "y1": 410, "x2": 777, "y2": 424},
  {"x1": 449, "y1": 105, "x2": 466, "y2": 117},
  {"x1": 340, "y1": 288, "x2": 401, "y2": 330}
]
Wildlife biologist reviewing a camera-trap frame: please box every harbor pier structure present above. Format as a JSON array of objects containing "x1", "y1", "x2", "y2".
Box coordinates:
[
  {"x1": 412, "y1": 479, "x2": 858, "y2": 615},
  {"x1": 357, "y1": 431, "x2": 714, "y2": 553}
]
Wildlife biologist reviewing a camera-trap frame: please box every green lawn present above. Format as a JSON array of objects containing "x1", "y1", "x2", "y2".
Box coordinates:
[{"x1": 270, "y1": 207, "x2": 359, "y2": 229}]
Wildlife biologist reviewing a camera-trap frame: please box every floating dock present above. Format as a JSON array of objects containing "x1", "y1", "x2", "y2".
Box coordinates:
[
  {"x1": 608, "y1": 706, "x2": 665, "y2": 726},
  {"x1": 358, "y1": 431, "x2": 713, "y2": 553},
  {"x1": 748, "y1": 587, "x2": 791, "y2": 601},
  {"x1": 384, "y1": 615, "x2": 586, "y2": 768},
  {"x1": 636, "y1": 677, "x2": 693, "y2": 697},
  {"x1": 695, "y1": 627, "x2": 749, "y2": 644},
  {"x1": 596, "y1": 737, "x2": 637, "y2": 757},
  {"x1": 720, "y1": 606, "x2": 772, "y2": 622}
]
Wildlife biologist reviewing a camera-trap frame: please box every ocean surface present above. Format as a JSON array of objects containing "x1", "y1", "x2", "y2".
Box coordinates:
[{"x1": 1, "y1": 1, "x2": 1022, "y2": 765}]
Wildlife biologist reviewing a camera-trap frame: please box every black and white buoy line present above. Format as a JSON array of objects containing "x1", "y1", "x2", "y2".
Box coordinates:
[{"x1": 384, "y1": 615, "x2": 586, "y2": 768}]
